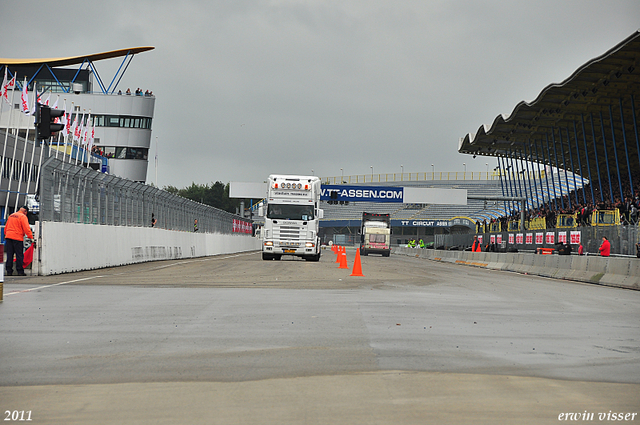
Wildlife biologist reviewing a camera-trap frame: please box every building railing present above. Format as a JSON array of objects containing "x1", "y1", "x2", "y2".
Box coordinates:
[
  {"x1": 322, "y1": 170, "x2": 548, "y2": 184},
  {"x1": 39, "y1": 157, "x2": 248, "y2": 234}
]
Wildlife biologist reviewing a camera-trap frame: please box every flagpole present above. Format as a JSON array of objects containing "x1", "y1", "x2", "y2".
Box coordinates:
[
  {"x1": 33, "y1": 85, "x2": 47, "y2": 205},
  {"x1": 52, "y1": 95, "x2": 60, "y2": 160},
  {"x1": 155, "y1": 136, "x2": 158, "y2": 187},
  {"x1": 0, "y1": 67, "x2": 7, "y2": 128},
  {"x1": 0, "y1": 72, "x2": 18, "y2": 188},
  {"x1": 14, "y1": 105, "x2": 33, "y2": 211},
  {"x1": 26, "y1": 95, "x2": 43, "y2": 192},
  {"x1": 4, "y1": 77, "x2": 29, "y2": 218}
]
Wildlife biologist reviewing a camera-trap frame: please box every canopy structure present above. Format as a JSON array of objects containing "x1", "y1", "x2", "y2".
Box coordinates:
[
  {"x1": 459, "y1": 31, "x2": 640, "y2": 206},
  {"x1": 1, "y1": 46, "x2": 155, "y2": 95}
]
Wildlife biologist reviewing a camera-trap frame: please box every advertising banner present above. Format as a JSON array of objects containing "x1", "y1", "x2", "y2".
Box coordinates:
[
  {"x1": 546, "y1": 232, "x2": 555, "y2": 244},
  {"x1": 320, "y1": 185, "x2": 403, "y2": 203},
  {"x1": 570, "y1": 231, "x2": 581, "y2": 244}
]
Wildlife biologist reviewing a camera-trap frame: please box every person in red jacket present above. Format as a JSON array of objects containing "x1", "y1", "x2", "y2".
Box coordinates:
[
  {"x1": 4, "y1": 206, "x2": 33, "y2": 276},
  {"x1": 598, "y1": 236, "x2": 611, "y2": 257}
]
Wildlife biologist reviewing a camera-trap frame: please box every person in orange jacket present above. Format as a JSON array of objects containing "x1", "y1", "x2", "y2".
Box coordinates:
[
  {"x1": 471, "y1": 235, "x2": 482, "y2": 252},
  {"x1": 4, "y1": 206, "x2": 34, "y2": 276}
]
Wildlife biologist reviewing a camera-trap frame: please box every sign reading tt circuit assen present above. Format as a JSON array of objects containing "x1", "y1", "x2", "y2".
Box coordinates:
[{"x1": 321, "y1": 185, "x2": 404, "y2": 203}]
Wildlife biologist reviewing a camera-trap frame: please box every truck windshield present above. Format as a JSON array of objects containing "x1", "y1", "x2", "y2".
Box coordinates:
[{"x1": 267, "y1": 204, "x2": 314, "y2": 220}]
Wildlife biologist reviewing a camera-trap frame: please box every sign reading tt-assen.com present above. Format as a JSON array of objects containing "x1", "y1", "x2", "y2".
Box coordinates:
[{"x1": 321, "y1": 185, "x2": 404, "y2": 203}]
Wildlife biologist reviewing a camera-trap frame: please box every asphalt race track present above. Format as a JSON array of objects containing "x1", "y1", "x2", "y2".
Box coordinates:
[{"x1": 1, "y1": 250, "x2": 638, "y2": 424}]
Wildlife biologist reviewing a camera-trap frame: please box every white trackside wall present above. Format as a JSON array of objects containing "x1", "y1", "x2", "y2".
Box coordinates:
[{"x1": 35, "y1": 222, "x2": 260, "y2": 275}]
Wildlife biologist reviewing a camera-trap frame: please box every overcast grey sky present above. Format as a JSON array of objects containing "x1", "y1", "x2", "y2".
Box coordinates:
[{"x1": 2, "y1": 1, "x2": 639, "y2": 188}]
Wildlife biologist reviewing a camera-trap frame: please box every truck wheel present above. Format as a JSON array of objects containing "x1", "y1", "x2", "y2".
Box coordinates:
[
  {"x1": 262, "y1": 252, "x2": 272, "y2": 260},
  {"x1": 384, "y1": 251, "x2": 390, "y2": 257},
  {"x1": 305, "y1": 253, "x2": 320, "y2": 262},
  {"x1": 274, "y1": 255, "x2": 282, "y2": 261}
]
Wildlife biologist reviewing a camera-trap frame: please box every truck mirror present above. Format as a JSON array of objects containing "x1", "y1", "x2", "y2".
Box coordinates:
[
  {"x1": 317, "y1": 209, "x2": 324, "y2": 219},
  {"x1": 258, "y1": 206, "x2": 264, "y2": 217}
]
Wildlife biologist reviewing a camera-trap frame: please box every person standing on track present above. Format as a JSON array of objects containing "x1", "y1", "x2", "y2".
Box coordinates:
[
  {"x1": 598, "y1": 236, "x2": 611, "y2": 257},
  {"x1": 4, "y1": 206, "x2": 34, "y2": 276}
]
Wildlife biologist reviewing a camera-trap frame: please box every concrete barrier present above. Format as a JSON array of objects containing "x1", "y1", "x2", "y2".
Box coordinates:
[
  {"x1": 392, "y1": 247, "x2": 639, "y2": 291},
  {"x1": 35, "y1": 222, "x2": 261, "y2": 275}
]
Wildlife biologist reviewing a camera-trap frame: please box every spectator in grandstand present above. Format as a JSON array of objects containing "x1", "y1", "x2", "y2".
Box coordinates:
[
  {"x1": 151, "y1": 213, "x2": 157, "y2": 228},
  {"x1": 630, "y1": 197, "x2": 639, "y2": 225},
  {"x1": 578, "y1": 242, "x2": 584, "y2": 256},
  {"x1": 194, "y1": 219, "x2": 199, "y2": 232},
  {"x1": 4, "y1": 206, "x2": 34, "y2": 276},
  {"x1": 598, "y1": 236, "x2": 611, "y2": 257}
]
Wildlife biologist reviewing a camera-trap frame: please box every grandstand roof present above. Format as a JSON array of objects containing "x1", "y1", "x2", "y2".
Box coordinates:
[
  {"x1": 459, "y1": 31, "x2": 640, "y2": 178},
  {"x1": 0, "y1": 47, "x2": 155, "y2": 67}
]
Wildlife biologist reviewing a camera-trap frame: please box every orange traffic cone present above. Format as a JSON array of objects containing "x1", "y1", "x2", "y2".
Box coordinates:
[
  {"x1": 335, "y1": 245, "x2": 341, "y2": 263},
  {"x1": 350, "y1": 248, "x2": 364, "y2": 277},
  {"x1": 339, "y1": 248, "x2": 349, "y2": 269}
]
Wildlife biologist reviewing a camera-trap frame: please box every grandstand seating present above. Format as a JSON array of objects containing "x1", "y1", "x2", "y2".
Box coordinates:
[{"x1": 321, "y1": 172, "x2": 586, "y2": 224}]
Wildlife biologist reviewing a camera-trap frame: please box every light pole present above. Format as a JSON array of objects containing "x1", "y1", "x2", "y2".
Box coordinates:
[
  {"x1": 312, "y1": 169, "x2": 314, "y2": 176},
  {"x1": 486, "y1": 163, "x2": 489, "y2": 178},
  {"x1": 463, "y1": 163, "x2": 466, "y2": 172},
  {"x1": 431, "y1": 164, "x2": 434, "y2": 179},
  {"x1": 400, "y1": 165, "x2": 403, "y2": 181},
  {"x1": 370, "y1": 166, "x2": 373, "y2": 181},
  {"x1": 340, "y1": 168, "x2": 343, "y2": 184}
]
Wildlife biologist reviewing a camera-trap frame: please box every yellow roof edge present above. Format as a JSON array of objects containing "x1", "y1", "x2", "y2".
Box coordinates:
[{"x1": 1, "y1": 47, "x2": 155, "y2": 67}]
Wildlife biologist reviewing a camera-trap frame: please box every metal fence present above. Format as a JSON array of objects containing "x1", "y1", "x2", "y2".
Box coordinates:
[{"x1": 39, "y1": 157, "x2": 245, "y2": 234}]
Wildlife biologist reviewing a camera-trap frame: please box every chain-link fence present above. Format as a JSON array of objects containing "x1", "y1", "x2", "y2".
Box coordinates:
[{"x1": 39, "y1": 157, "x2": 246, "y2": 234}]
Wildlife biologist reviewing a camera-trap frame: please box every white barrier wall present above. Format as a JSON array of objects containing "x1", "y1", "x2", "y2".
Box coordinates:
[
  {"x1": 37, "y1": 222, "x2": 261, "y2": 275},
  {"x1": 392, "y1": 247, "x2": 640, "y2": 291}
]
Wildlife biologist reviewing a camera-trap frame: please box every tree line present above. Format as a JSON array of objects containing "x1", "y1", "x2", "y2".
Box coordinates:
[{"x1": 164, "y1": 182, "x2": 247, "y2": 214}]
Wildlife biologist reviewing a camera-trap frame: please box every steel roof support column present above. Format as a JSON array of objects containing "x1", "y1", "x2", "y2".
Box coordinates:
[
  {"x1": 618, "y1": 98, "x2": 635, "y2": 198},
  {"x1": 498, "y1": 156, "x2": 508, "y2": 214},
  {"x1": 524, "y1": 143, "x2": 540, "y2": 211},
  {"x1": 544, "y1": 133, "x2": 559, "y2": 210},
  {"x1": 598, "y1": 112, "x2": 615, "y2": 204},
  {"x1": 518, "y1": 149, "x2": 531, "y2": 211},
  {"x1": 631, "y1": 94, "x2": 640, "y2": 173},
  {"x1": 607, "y1": 106, "x2": 624, "y2": 203},
  {"x1": 564, "y1": 128, "x2": 579, "y2": 206},
  {"x1": 534, "y1": 139, "x2": 550, "y2": 209},
  {"x1": 512, "y1": 150, "x2": 525, "y2": 209},
  {"x1": 580, "y1": 115, "x2": 596, "y2": 205},
  {"x1": 556, "y1": 128, "x2": 572, "y2": 210},
  {"x1": 589, "y1": 113, "x2": 604, "y2": 203},
  {"x1": 508, "y1": 153, "x2": 519, "y2": 213},
  {"x1": 550, "y1": 130, "x2": 565, "y2": 210},
  {"x1": 572, "y1": 121, "x2": 587, "y2": 204}
]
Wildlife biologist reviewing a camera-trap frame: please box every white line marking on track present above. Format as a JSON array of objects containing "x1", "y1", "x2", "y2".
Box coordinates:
[{"x1": 4, "y1": 252, "x2": 259, "y2": 296}]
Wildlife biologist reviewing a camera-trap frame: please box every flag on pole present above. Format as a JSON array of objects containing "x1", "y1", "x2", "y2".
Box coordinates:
[
  {"x1": 70, "y1": 113, "x2": 78, "y2": 140},
  {"x1": 1, "y1": 69, "x2": 16, "y2": 104},
  {"x1": 74, "y1": 112, "x2": 84, "y2": 142},
  {"x1": 82, "y1": 114, "x2": 91, "y2": 146},
  {"x1": 87, "y1": 118, "x2": 95, "y2": 153},
  {"x1": 20, "y1": 78, "x2": 29, "y2": 114},
  {"x1": 60, "y1": 100, "x2": 67, "y2": 128}
]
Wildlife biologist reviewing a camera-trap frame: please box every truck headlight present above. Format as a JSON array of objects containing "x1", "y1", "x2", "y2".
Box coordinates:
[
  {"x1": 305, "y1": 242, "x2": 315, "y2": 247},
  {"x1": 264, "y1": 241, "x2": 273, "y2": 246}
]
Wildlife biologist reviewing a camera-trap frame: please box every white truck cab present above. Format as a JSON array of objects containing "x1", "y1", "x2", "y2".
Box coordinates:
[{"x1": 260, "y1": 175, "x2": 323, "y2": 261}]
